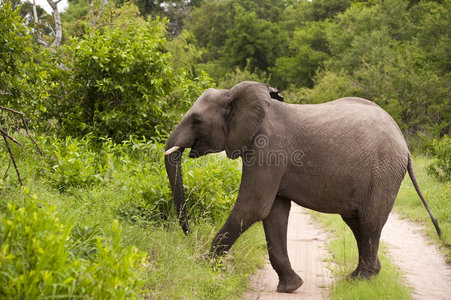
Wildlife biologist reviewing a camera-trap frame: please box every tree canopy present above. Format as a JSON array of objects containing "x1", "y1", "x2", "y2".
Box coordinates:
[{"x1": 1, "y1": 0, "x2": 449, "y2": 141}]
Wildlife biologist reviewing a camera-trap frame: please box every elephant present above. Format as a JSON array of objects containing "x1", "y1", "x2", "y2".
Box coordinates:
[{"x1": 164, "y1": 81, "x2": 441, "y2": 293}]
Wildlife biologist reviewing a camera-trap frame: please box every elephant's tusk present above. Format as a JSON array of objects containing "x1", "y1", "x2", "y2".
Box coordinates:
[{"x1": 165, "y1": 145, "x2": 181, "y2": 155}]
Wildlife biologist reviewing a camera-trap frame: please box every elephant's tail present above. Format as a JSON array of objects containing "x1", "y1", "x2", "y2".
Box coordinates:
[{"x1": 407, "y1": 154, "x2": 441, "y2": 237}]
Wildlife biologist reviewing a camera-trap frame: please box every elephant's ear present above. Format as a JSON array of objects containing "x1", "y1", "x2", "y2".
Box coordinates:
[
  {"x1": 269, "y1": 86, "x2": 284, "y2": 102},
  {"x1": 225, "y1": 81, "x2": 272, "y2": 159}
]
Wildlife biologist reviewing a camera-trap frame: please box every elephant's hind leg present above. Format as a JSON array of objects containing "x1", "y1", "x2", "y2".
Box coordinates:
[
  {"x1": 341, "y1": 215, "x2": 383, "y2": 279},
  {"x1": 263, "y1": 197, "x2": 303, "y2": 293}
]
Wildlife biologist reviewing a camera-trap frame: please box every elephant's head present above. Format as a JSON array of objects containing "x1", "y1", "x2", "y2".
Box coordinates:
[{"x1": 164, "y1": 81, "x2": 283, "y2": 234}]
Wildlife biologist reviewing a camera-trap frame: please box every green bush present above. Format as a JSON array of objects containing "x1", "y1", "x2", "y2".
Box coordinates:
[
  {"x1": 39, "y1": 134, "x2": 106, "y2": 191},
  {"x1": 33, "y1": 135, "x2": 240, "y2": 224},
  {"x1": 0, "y1": 199, "x2": 147, "y2": 299},
  {"x1": 427, "y1": 135, "x2": 451, "y2": 182},
  {"x1": 0, "y1": 0, "x2": 32, "y2": 108},
  {"x1": 3, "y1": 3, "x2": 211, "y2": 142},
  {"x1": 49, "y1": 16, "x2": 211, "y2": 142}
]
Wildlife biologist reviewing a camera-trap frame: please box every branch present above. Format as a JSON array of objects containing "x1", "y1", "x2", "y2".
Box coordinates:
[
  {"x1": 31, "y1": 0, "x2": 48, "y2": 47},
  {"x1": 95, "y1": 23, "x2": 115, "y2": 29},
  {"x1": 91, "y1": 0, "x2": 107, "y2": 30},
  {"x1": 0, "y1": 127, "x2": 23, "y2": 147},
  {"x1": 0, "y1": 124, "x2": 23, "y2": 186},
  {"x1": 47, "y1": 0, "x2": 62, "y2": 48},
  {"x1": 0, "y1": 105, "x2": 24, "y2": 115},
  {"x1": 90, "y1": 0, "x2": 94, "y2": 29},
  {"x1": 20, "y1": 115, "x2": 43, "y2": 156},
  {"x1": 0, "y1": 105, "x2": 44, "y2": 186}
]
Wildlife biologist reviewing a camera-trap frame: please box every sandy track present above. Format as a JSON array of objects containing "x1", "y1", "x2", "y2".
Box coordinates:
[
  {"x1": 245, "y1": 205, "x2": 334, "y2": 300},
  {"x1": 381, "y1": 213, "x2": 451, "y2": 300}
]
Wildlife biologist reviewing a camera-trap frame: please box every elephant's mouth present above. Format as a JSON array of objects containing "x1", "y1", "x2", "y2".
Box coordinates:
[
  {"x1": 189, "y1": 139, "x2": 200, "y2": 158},
  {"x1": 189, "y1": 139, "x2": 221, "y2": 158}
]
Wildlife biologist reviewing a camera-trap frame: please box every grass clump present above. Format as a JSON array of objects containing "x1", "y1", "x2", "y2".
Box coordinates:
[{"x1": 0, "y1": 198, "x2": 147, "y2": 299}]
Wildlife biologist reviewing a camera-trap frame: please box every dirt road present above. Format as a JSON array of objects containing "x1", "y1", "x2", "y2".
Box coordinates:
[
  {"x1": 245, "y1": 205, "x2": 334, "y2": 299},
  {"x1": 381, "y1": 213, "x2": 451, "y2": 300},
  {"x1": 246, "y1": 205, "x2": 450, "y2": 300}
]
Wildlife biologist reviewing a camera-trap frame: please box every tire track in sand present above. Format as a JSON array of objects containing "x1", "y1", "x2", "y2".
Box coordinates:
[{"x1": 245, "y1": 204, "x2": 334, "y2": 300}]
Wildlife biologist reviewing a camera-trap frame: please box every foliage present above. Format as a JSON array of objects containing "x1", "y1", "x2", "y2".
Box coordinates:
[
  {"x1": 222, "y1": 5, "x2": 286, "y2": 74},
  {"x1": 272, "y1": 21, "x2": 330, "y2": 89},
  {"x1": 32, "y1": 135, "x2": 241, "y2": 223},
  {"x1": 187, "y1": 0, "x2": 292, "y2": 79},
  {"x1": 37, "y1": 15, "x2": 210, "y2": 142},
  {"x1": 0, "y1": 133, "x2": 262, "y2": 299},
  {"x1": 295, "y1": 0, "x2": 451, "y2": 138},
  {"x1": 426, "y1": 135, "x2": 451, "y2": 182},
  {"x1": 0, "y1": 1, "x2": 32, "y2": 106},
  {"x1": 62, "y1": 18, "x2": 204, "y2": 141},
  {"x1": 0, "y1": 199, "x2": 147, "y2": 299},
  {"x1": 39, "y1": 134, "x2": 107, "y2": 191},
  {"x1": 218, "y1": 61, "x2": 271, "y2": 89},
  {"x1": 165, "y1": 29, "x2": 204, "y2": 77}
]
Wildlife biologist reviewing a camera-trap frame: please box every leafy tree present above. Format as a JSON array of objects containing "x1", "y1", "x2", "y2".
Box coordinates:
[
  {"x1": 190, "y1": 1, "x2": 290, "y2": 81},
  {"x1": 280, "y1": 0, "x2": 351, "y2": 33},
  {"x1": 222, "y1": 5, "x2": 286, "y2": 73},
  {"x1": 299, "y1": 0, "x2": 450, "y2": 138},
  {"x1": 272, "y1": 21, "x2": 331, "y2": 89},
  {"x1": 218, "y1": 61, "x2": 270, "y2": 89},
  {"x1": 0, "y1": 1, "x2": 32, "y2": 107},
  {"x1": 412, "y1": 0, "x2": 451, "y2": 74},
  {"x1": 165, "y1": 29, "x2": 203, "y2": 77},
  {"x1": 44, "y1": 14, "x2": 211, "y2": 142}
]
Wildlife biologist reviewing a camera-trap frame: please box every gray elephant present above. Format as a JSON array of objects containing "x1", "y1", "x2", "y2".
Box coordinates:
[{"x1": 164, "y1": 81, "x2": 440, "y2": 293}]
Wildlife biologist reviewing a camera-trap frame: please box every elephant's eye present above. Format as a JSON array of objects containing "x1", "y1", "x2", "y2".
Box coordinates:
[{"x1": 192, "y1": 118, "x2": 202, "y2": 126}]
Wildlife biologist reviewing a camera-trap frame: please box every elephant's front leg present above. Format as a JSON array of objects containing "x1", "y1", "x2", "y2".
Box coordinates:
[
  {"x1": 209, "y1": 163, "x2": 284, "y2": 257},
  {"x1": 263, "y1": 197, "x2": 303, "y2": 293}
]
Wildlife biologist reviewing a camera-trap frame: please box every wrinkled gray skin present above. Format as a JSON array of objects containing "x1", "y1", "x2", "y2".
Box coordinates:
[{"x1": 164, "y1": 81, "x2": 440, "y2": 293}]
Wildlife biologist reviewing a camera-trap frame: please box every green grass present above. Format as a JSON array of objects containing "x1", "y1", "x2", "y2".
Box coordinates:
[
  {"x1": 0, "y1": 135, "x2": 267, "y2": 299},
  {"x1": 395, "y1": 155, "x2": 450, "y2": 260},
  {"x1": 312, "y1": 212, "x2": 412, "y2": 300},
  {"x1": 142, "y1": 222, "x2": 266, "y2": 299}
]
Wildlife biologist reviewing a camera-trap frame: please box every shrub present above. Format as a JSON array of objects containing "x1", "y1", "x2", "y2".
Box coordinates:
[
  {"x1": 40, "y1": 134, "x2": 106, "y2": 191},
  {"x1": 427, "y1": 135, "x2": 451, "y2": 182},
  {"x1": 0, "y1": 199, "x2": 147, "y2": 298},
  {"x1": 34, "y1": 135, "x2": 241, "y2": 224},
  {"x1": 46, "y1": 16, "x2": 211, "y2": 142}
]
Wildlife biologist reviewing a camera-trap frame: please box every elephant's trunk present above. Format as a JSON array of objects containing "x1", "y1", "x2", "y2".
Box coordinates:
[
  {"x1": 165, "y1": 149, "x2": 190, "y2": 235},
  {"x1": 164, "y1": 122, "x2": 193, "y2": 235}
]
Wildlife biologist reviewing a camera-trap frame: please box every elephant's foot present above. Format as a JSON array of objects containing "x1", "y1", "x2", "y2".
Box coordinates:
[
  {"x1": 277, "y1": 273, "x2": 303, "y2": 293},
  {"x1": 350, "y1": 260, "x2": 381, "y2": 280}
]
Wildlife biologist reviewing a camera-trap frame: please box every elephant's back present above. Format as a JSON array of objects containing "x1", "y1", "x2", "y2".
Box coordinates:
[
  {"x1": 332, "y1": 96, "x2": 380, "y2": 107},
  {"x1": 299, "y1": 97, "x2": 405, "y2": 141},
  {"x1": 289, "y1": 96, "x2": 410, "y2": 175}
]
